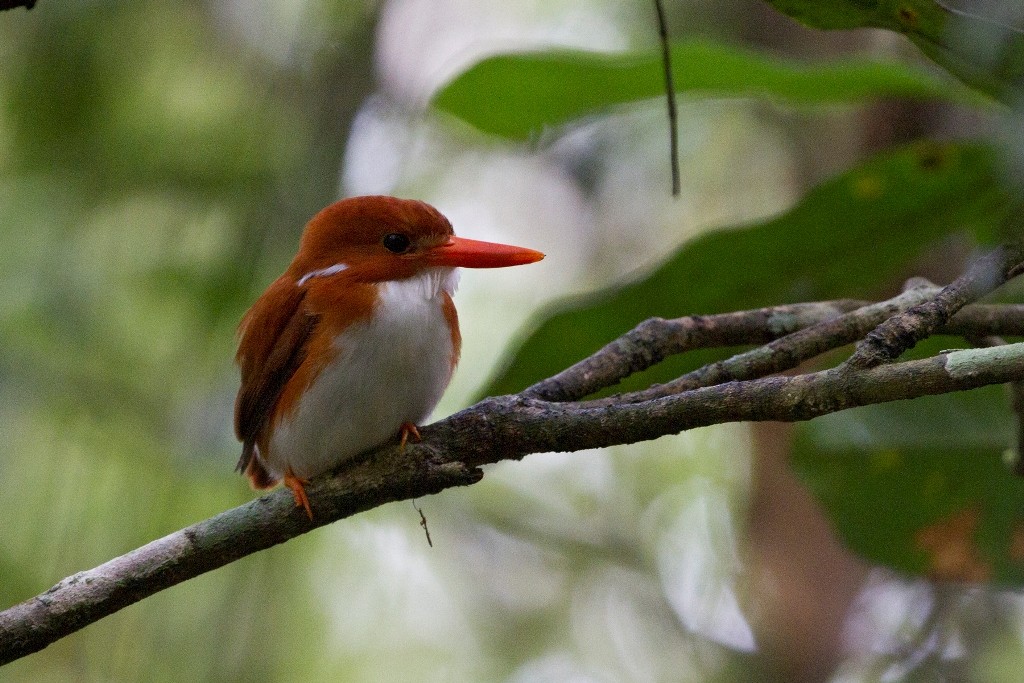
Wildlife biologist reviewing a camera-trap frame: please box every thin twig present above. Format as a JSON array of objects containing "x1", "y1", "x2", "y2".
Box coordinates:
[
  {"x1": 525, "y1": 295, "x2": 1024, "y2": 405},
  {"x1": 412, "y1": 500, "x2": 433, "y2": 547},
  {"x1": 654, "y1": 0, "x2": 680, "y2": 197},
  {"x1": 613, "y1": 291, "x2": 1024, "y2": 405},
  {"x1": 846, "y1": 241, "x2": 1024, "y2": 369},
  {"x1": 604, "y1": 284, "x2": 941, "y2": 406},
  {"x1": 946, "y1": 304, "x2": 1024, "y2": 337},
  {"x1": 524, "y1": 299, "x2": 867, "y2": 402}
]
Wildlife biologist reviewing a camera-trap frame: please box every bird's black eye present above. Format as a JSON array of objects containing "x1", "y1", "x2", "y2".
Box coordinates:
[{"x1": 382, "y1": 233, "x2": 411, "y2": 254}]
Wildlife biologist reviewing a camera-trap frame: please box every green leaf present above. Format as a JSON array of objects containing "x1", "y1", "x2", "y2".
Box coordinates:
[
  {"x1": 482, "y1": 141, "x2": 1010, "y2": 398},
  {"x1": 760, "y1": 0, "x2": 882, "y2": 28},
  {"x1": 794, "y1": 333, "x2": 1024, "y2": 582},
  {"x1": 432, "y1": 39, "x2": 972, "y2": 140},
  {"x1": 792, "y1": 433, "x2": 1024, "y2": 583},
  {"x1": 763, "y1": 0, "x2": 1024, "y2": 104}
]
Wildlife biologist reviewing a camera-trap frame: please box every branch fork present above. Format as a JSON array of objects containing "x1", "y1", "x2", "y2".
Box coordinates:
[{"x1": 3, "y1": 242, "x2": 1024, "y2": 666}]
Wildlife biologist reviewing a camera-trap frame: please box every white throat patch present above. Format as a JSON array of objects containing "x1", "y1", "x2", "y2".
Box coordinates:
[{"x1": 388, "y1": 266, "x2": 460, "y2": 300}]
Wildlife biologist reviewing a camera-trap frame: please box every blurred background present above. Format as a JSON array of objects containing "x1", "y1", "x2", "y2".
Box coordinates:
[{"x1": 2, "y1": 0, "x2": 1024, "y2": 681}]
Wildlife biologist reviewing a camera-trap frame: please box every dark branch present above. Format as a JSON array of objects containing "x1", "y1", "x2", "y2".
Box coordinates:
[
  {"x1": 846, "y1": 241, "x2": 1024, "y2": 369},
  {"x1": 524, "y1": 299, "x2": 867, "y2": 402},
  {"x1": 606, "y1": 284, "x2": 941, "y2": 406},
  {"x1": 525, "y1": 290, "x2": 1024, "y2": 405}
]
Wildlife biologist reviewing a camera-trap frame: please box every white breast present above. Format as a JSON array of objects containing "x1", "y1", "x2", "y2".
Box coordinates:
[{"x1": 266, "y1": 267, "x2": 460, "y2": 480}]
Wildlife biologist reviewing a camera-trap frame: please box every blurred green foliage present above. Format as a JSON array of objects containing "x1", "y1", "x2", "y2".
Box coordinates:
[
  {"x1": 484, "y1": 142, "x2": 1010, "y2": 398},
  {"x1": 1, "y1": 1, "x2": 376, "y2": 680},
  {"x1": 434, "y1": 0, "x2": 1024, "y2": 593},
  {"x1": 796, "y1": 398, "x2": 1024, "y2": 582},
  {"x1": 5, "y1": 0, "x2": 1024, "y2": 681},
  {"x1": 434, "y1": 38, "x2": 979, "y2": 140},
  {"x1": 763, "y1": 0, "x2": 1024, "y2": 103}
]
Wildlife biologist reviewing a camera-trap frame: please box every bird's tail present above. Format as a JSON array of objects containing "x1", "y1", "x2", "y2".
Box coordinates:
[{"x1": 236, "y1": 441, "x2": 276, "y2": 489}]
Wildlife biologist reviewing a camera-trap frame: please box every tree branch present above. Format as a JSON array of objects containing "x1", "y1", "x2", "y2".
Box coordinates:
[
  {"x1": 0, "y1": 453, "x2": 483, "y2": 666},
  {"x1": 524, "y1": 299, "x2": 869, "y2": 402},
  {"x1": 430, "y1": 343, "x2": 1024, "y2": 467},
  {"x1": 595, "y1": 284, "x2": 942, "y2": 406},
  {"x1": 525, "y1": 288, "x2": 1024, "y2": 405},
  {"x1": 3, "y1": 293, "x2": 1024, "y2": 665},
  {"x1": 846, "y1": 241, "x2": 1024, "y2": 368}
]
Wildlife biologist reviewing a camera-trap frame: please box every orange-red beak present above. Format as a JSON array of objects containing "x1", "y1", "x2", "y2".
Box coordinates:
[{"x1": 425, "y1": 236, "x2": 544, "y2": 269}]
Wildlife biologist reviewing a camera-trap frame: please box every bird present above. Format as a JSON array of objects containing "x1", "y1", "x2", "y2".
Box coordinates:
[{"x1": 234, "y1": 196, "x2": 544, "y2": 518}]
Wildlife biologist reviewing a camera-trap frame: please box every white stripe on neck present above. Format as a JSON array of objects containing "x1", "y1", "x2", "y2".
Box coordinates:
[{"x1": 296, "y1": 263, "x2": 349, "y2": 287}]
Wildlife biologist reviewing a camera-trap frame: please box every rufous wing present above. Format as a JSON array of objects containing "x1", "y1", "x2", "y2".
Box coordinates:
[{"x1": 234, "y1": 276, "x2": 320, "y2": 487}]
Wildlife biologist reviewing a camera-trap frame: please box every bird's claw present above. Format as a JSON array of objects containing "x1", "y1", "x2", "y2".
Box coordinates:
[
  {"x1": 399, "y1": 422, "x2": 422, "y2": 452},
  {"x1": 283, "y1": 469, "x2": 313, "y2": 520}
]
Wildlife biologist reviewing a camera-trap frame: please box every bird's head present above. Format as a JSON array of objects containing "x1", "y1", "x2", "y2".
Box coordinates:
[{"x1": 289, "y1": 196, "x2": 544, "y2": 285}]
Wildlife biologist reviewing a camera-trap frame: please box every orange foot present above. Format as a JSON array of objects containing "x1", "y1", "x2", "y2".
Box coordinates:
[
  {"x1": 283, "y1": 468, "x2": 313, "y2": 520},
  {"x1": 399, "y1": 422, "x2": 422, "y2": 452}
]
